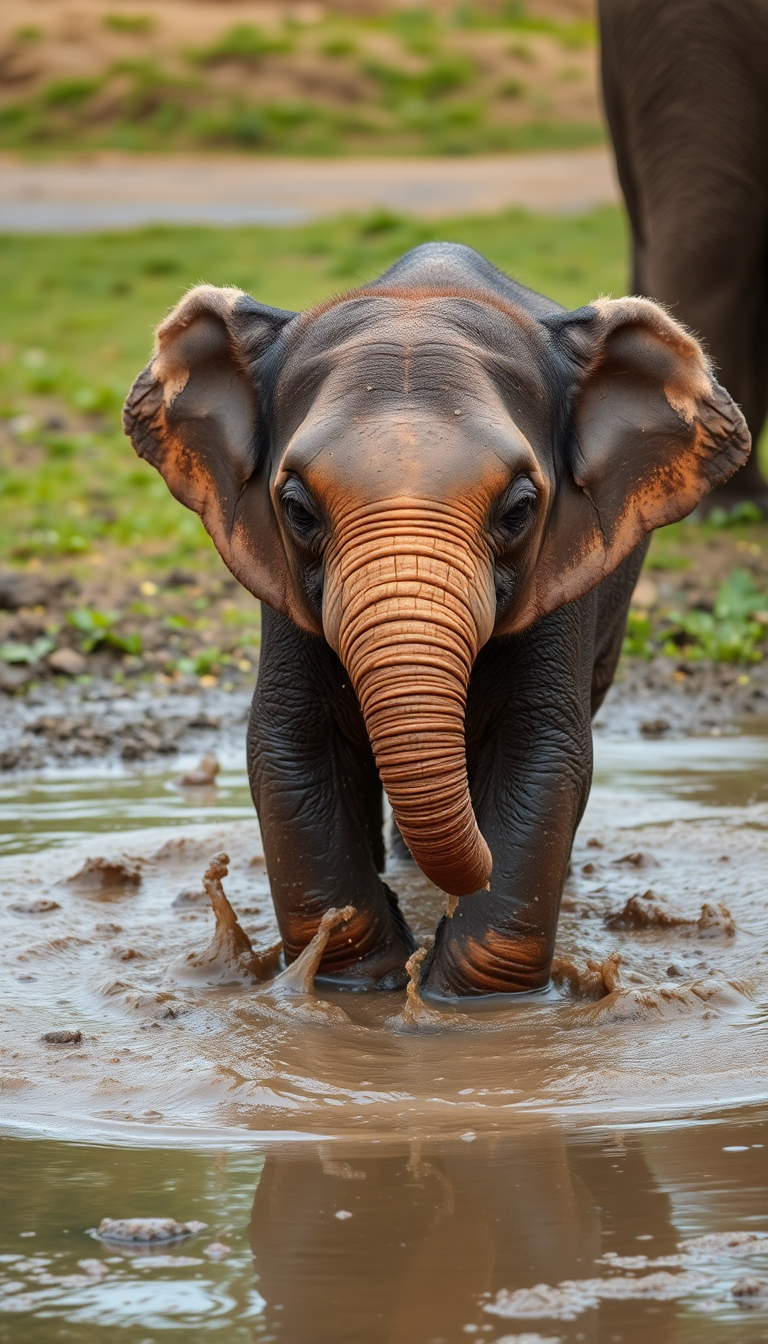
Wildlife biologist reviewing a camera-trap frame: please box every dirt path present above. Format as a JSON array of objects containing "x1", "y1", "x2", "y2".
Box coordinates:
[{"x1": 0, "y1": 148, "x2": 619, "y2": 231}]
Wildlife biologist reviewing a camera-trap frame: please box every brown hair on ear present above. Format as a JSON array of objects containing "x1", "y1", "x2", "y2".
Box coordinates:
[
  {"x1": 123, "y1": 284, "x2": 301, "y2": 620},
  {"x1": 501, "y1": 296, "x2": 751, "y2": 633}
]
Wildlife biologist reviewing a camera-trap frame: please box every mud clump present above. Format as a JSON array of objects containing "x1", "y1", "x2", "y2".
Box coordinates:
[
  {"x1": 605, "y1": 891, "x2": 735, "y2": 937},
  {"x1": 606, "y1": 890, "x2": 690, "y2": 929},
  {"x1": 178, "y1": 852, "x2": 281, "y2": 985},
  {"x1": 551, "y1": 951, "x2": 622, "y2": 1000},
  {"x1": 42, "y1": 1029, "x2": 82, "y2": 1045},
  {"x1": 94, "y1": 1217, "x2": 207, "y2": 1245},
  {"x1": 179, "y1": 755, "x2": 220, "y2": 787},
  {"x1": 697, "y1": 902, "x2": 736, "y2": 938},
  {"x1": 65, "y1": 856, "x2": 141, "y2": 892},
  {"x1": 271, "y1": 906, "x2": 356, "y2": 994}
]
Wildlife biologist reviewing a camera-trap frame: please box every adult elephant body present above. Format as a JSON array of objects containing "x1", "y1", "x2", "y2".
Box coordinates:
[
  {"x1": 600, "y1": 0, "x2": 768, "y2": 504},
  {"x1": 124, "y1": 243, "x2": 748, "y2": 996}
]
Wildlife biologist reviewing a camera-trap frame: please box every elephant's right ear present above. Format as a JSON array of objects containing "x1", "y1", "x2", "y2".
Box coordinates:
[{"x1": 123, "y1": 284, "x2": 298, "y2": 615}]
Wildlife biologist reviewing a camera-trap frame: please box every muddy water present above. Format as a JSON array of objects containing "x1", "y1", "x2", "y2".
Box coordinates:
[{"x1": 1, "y1": 732, "x2": 768, "y2": 1341}]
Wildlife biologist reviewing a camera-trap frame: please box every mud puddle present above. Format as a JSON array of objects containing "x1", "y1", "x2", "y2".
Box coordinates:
[
  {"x1": 2, "y1": 1117, "x2": 768, "y2": 1343},
  {"x1": 1, "y1": 727, "x2": 767, "y2": 1340}
]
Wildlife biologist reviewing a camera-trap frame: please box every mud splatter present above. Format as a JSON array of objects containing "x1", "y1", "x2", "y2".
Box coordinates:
[
  {"x1": 270, "y1": 906, "x2": 356, "y2": 994},
  {"x1": 179, "y1": 755, "x2": 220, "y2": 787},
  {"x1": 389, "y1": 946, "x2": 445, "y2": 1031},
  {"x1": 9, "y1": 899, "x2": 60, "y2": 915},
  {"x1": 176, "y1": 852, "x2": 281, "y2": 985}
]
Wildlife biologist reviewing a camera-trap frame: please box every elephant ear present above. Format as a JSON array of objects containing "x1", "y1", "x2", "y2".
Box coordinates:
[
  {"x1": 502, "y1": 296, "x2": 751, "y2": 633},
  {"x1": 123, "y1": 284, "x2": 299, "y2": 618}
]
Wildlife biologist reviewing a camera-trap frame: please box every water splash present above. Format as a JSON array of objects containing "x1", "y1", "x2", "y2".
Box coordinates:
[
  {"x1": 270, "y1": 906, "x2": 356, "y2": 994},
  {"x1": 177, "y1": 852, "x2": 281, "y2": 985}
]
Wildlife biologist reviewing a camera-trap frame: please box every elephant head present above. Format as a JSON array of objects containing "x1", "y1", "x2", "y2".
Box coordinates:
[{"x1": 123, "y1": 245, "x2": 749, "y2": 898}]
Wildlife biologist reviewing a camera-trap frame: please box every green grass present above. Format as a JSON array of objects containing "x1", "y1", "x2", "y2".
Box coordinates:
[{"x1": 0, "y1": 208, "x2": 628, "y2": 572}]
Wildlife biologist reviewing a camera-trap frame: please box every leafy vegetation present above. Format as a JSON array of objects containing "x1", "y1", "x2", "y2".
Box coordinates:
[{"x1": 625, "y1": 567, "x2": 768, "y2": 665}]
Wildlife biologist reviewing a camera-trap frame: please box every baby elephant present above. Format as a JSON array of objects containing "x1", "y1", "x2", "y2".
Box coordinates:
[{"x1": 124, "y1": 243, "x2": 749, "y2": 997}]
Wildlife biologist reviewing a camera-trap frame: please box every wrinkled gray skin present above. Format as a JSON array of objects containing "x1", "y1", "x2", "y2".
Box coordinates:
[{"x1": 600, "y1": 0, "x2": 768, "y2": 506}]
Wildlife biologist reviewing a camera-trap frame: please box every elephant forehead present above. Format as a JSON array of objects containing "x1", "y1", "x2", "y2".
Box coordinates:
[
  {"x1": 276, "y1": 296, "x2": 550, "y2": 418},
  {"x1": 281, "y1": 408, "x2": 535, "y2": 509}
]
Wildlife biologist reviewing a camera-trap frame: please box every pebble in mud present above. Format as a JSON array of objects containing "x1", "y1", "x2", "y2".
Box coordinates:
[
  {"x1": 203, "y1": 1241, "x2": 231, "y2": 1260},
  {"x1": 42, "y1": 1029, "x2": 82, "y2": 1045}
]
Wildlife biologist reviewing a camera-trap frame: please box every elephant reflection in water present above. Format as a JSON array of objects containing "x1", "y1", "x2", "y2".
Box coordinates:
[{"x1": 247, "y1": 1130, "x2": 679, "y2": 1344}]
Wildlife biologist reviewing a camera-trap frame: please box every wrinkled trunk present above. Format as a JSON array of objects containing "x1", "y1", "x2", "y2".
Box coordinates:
[{"x1": 324, "y1": 505, "x2": 495, "y2": 898}]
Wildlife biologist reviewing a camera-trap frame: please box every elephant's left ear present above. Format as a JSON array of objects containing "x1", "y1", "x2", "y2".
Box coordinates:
[
  {"x1": 123, "y1": 284, "x2": 298, "y2": 617},
  {"x1": 503, "y1": 296, "x2": 751, "y2": 633}
]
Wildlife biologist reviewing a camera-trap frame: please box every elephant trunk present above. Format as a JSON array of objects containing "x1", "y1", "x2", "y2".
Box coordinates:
[{"x1": 323, "y1": 506, "x2": 494, "y2": 898}]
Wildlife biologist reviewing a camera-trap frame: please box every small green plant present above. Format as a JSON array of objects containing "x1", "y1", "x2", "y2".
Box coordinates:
[
  {"x1": 663, "y1": 569, "x2": 768, "y2": 664},
  {"x1": 42, "y1": 78, "x2": 102, "y2": 108},
  {"x1": 16, "y1": 26, "x2": 42, "y2": 42},
  {"x1": 499, "y1": 78, "x2": 525, "y2": 98},
  {"x1": 320, "y1": 35, "x2": 356, "y2": 58},
  {"x1": 67, "y1": 607, "x2": 143, "y2": 656},
  {"x1": 0, "y1": 636, "x2": 55, "y2": 666},
  {"x1": 174, "y1": 646, "x2": 230, "y2": 676},
  {"x1": 622, "y1": 609, "x2": 654, "y2": 660},
  {"x1": 103, "y1": 13, "x2": 155, "y2": 34},
  {"x1": 190, "y1": 24, "x2": 293, "y2": 66}
]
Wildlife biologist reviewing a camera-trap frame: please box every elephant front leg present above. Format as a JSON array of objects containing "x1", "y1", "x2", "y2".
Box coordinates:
[
  {"x1": 248, "y1": 610, "x2": 415, "y2": 990},
  {"x1": 422, "y1": 615, "x2": 594, "y2": 998}
]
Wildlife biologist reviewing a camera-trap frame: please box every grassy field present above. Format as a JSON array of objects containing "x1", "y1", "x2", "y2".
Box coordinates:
[
  {"x1": 0, "y1": 207, "x2": 628, "y2": 570},
  {"x1": 0, "y1": 0, "x2": 601, "y2": 156},
  {"x1": 1, "y1": 207, "x2": 767, "y2": 679}
]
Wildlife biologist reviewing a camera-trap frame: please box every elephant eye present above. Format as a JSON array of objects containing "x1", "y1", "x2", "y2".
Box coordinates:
[
  {"x1": 495, "y1": 478, "x2": 538, "y2": 541},
  {"x1": 281, "y1": 480, "x2": 323, "y2": 544}
]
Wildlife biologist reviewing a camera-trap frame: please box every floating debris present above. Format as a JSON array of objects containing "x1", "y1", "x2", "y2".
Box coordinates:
[
  {"x1": 179, "y1": 755, "x2": 220, "y2": 787},
  {"x1": 93, "y1": 1217, "x2": 207, "y2": 1245}
]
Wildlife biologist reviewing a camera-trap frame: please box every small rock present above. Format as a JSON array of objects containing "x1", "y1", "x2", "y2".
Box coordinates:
[
  {"x1": 0, "y1": 572, "x2": 55, "y2": 611},
  {"x1": 78, "y1": 1259, "x2": 109, "y2": 1279},
  {"x1": 94, "y1": 1217, "x2": 207, "y2": 1244},
  {"x1": 179, "y1": 755, "x2": 220, "y2": 787},
  {"x1": 641, "y1": 718, "x2": 670, "y2": 738},
  {"x1": 43, "y1": 1029, "x2": 82, "y2": 1045},
  {"x1": 203, "y1": 1241, "x2": 231, "y2": 1260},
  {"x1": 171, "y1": 887, "x2": 208, "y2": 908},
  {"x1": 164, "y1": 567, "x2": 197, "y2": 588},
  {"x1": 0, "y1": 666, "x2": 30, "y2": 695},
  {"x1": 48, "y1": 648, "x2": 87, "y2": 677}
]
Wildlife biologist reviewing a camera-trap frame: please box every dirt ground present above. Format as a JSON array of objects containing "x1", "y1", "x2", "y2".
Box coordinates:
[{"x1": 1, "y1": 516, "x2": 767, "y2": 774}]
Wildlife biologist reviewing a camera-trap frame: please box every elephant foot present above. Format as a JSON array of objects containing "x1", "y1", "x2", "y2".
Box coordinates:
[
  {"x1": 421, "y1": 915, "x2": 551, "y2": 999},
  {"x1": 285, "y1": 884, "x2": 416, "y2": 992}
]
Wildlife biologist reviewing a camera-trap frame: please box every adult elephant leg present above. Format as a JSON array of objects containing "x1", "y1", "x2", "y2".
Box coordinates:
[
  {"x1": 599, "y1": 0, "x2": 768, "y2": 506},
  {"x1": 248, "y1": 606, "x2": 416, "y2": 988},
  {"x1": 422, "y1": 600, "x2": 595, "y2": 998}
]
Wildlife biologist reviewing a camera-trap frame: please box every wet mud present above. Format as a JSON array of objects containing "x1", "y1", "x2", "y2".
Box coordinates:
[{"x1": 1, "y1": 727, "x2": 767, "y2": 1142}]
